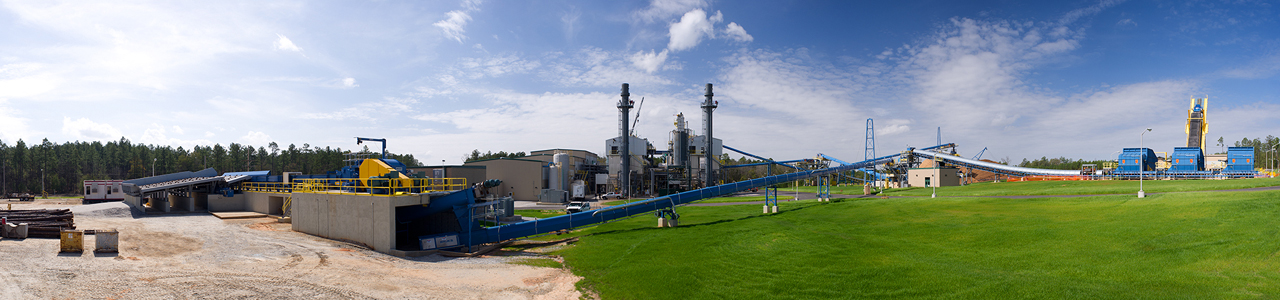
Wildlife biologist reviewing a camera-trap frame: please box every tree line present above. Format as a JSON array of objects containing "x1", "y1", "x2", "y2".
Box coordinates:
[
  {"x1": 0, "y1": 137, "x2": 421, "y2": 195},
  {"x1": 1018, "y1": 156, "x2": 1111, "y2": 170},
  {"x1": 464, "y1": 150, "x2": 527, "y2": 162}
]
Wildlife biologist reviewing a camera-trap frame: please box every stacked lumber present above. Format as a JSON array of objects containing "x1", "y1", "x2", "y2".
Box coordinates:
[{"x1": 0, "y1": 209, "x2": 75, "y2": 238}]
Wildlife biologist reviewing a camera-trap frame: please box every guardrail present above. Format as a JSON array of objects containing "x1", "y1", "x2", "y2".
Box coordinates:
[
  {"x1": 236, "y1": 178, "x2": 468, "y2": 196},
  {"x1": 293, "y1": 178, "x2": 467, "y2": 196}
]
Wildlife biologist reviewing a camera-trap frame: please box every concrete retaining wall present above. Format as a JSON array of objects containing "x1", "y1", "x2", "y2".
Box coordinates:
[
  {"x1": 291, "y1": 193, "x2": 431, "y2": 253},
  {"x1": 208, "y1": 193, "x2": 246, "y2": 212}
]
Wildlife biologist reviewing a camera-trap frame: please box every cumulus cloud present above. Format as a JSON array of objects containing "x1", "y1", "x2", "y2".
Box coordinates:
[
  {"x1": 61, "y1": 117, "x2": 123, "y2": 141},
  {"x1": 342, "y1": 77, "x2": 358, "y2": 88},
  {"x1": 435, "y1": 0, "x2": 483, "y2": 43},
  {"x1": 667, "y1": 9, "x2": 721, "y2": 52},
  {"x1": 723, "y1": 22, "x2": 753, "y2": 42},
  {"x1": 629, "y1": 49, "x2": 669, "y2": 73},
  {"x1": 274, "y1": 34, "x2": 301, "y2": 51}
]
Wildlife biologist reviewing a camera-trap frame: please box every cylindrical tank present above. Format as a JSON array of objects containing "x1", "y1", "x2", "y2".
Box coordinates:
[
  {"x1": 675, "y1": 130, "x2": 689, "y2": 167},
  {"x1": 549, "y1": 165, "x2": 561, "y2": 192}
]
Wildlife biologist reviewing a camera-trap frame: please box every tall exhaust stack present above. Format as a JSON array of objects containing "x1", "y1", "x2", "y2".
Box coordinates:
[
  {"x1": 701, "y1": 83, "x2": 716, "y2": 187},
  {"x1": 618, "y1": 83, "x2": 633, "y2": 197}
]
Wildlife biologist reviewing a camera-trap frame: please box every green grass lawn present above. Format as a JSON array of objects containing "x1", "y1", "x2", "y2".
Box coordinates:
[
  {"x1": 696, "y1": 195, "x2": 795, "y2": 204},
  {"x1": 880, "y1": 177, "x2": 1280, "y2": 196},
  {"x1": 516, "y1": 209, "x2": 567, "y2": 219},
  {"x1": 552, "y1": 190, "x2": 1280, "y2": 299}
]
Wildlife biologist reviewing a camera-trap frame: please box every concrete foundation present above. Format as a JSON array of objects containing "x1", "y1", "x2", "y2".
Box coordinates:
[{"x1": 290, "y1": 193, "x2": 432, "y2": 253}]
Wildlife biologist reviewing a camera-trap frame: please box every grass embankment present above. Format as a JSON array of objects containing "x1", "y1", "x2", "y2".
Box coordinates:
[
  {"x1": 554, "y1": 190, "x2": 1280, "y2": 299},
  {"x1": 881, "y1": 177, "x2": 1280, "y2": 196}
]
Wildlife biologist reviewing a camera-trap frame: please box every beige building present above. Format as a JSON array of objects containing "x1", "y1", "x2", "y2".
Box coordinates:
[
  {"x1": 463, "y1": 158, "x2": 548, "y2": 201},
  {"x1": 907, "y1": 167, "x2": 960, "y2": 187},
  {"x1": 406, "y1": 165, "x2": 486, "y2": 188}
]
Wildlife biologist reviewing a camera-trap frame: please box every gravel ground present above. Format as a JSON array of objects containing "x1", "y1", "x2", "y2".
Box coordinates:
[{"x1": 0, "y1": 201, "x2": 582, "y2": 299}]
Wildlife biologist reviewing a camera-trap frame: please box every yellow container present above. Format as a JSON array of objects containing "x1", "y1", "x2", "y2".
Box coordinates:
[{"x1": 60, "y1": 230, "x2": 83, "y2": 253}]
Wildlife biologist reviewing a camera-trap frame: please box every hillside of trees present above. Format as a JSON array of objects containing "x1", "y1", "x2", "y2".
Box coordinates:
[
  {"x1": 0, "y1": 138, "x2": 420, "y2": 195},
  {"x1": 1018, "y1": 156, "x2": 1111, "y2": 170}
]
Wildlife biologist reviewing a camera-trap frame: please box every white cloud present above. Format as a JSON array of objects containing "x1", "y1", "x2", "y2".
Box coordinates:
[
  {"x1": 239, "y1": 131, "x2": 272, "y2": 145},
  {"x1": 435, "y1": 0, "x2": 483, "y2": 44},
  {"x1": 723, "y1": 22, "x2": 753, "y2": 43},
  {"x1": 61, "y1": 117, "x2": 123, "y2": 141},
  {"x1": 1218, "y1": 54, "x2": 1280, "y2": 79},
  {"x1": 0, "y1": 63, "x2": 60, "y2": 98},
  {"x1": 171, "y1": 125, "x2": 184, "y2": 135},
  {"x1": 629, "y1": 49, "x2": 669, "y2": 73},
  {"x1": 543, "y1": 48, "x2": 674, "y2": 87},
  {"x1": 455, "y1": 54, "x2": 542, "y2": 79},
  {"x1": 342, "y1": 77, "x2": 358, "y2": 88},
  {"x1": 667, "y1": 9, "x2": 721, "y2": 52},
  {"x1": 138, "y1": 124, "x2": 214, "y2": 149},
  {"x1": 274, "y1": 34, "x2": 301, "y2": 52},
  {"x1": 0, "y1": 101, "x2": 34, "y2": 143},
  {"x1": 894, "y1": 18, "x2": 1082, "y2": 130},
  {"x1": 633, "y1": 0, "x2": 708, "y2": 24}
]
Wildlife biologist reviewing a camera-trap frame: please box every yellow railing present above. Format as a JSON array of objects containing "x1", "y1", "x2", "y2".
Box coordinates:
[
  {"x1": 237, "y1": 182, "x2": 294, "y2": 194},
  {"x1": 292, "y1": 178, "x2": 467, "y2": 196}
]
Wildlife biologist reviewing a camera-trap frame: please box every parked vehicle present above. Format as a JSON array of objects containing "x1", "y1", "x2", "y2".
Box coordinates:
[
  {"x1": 599, "y1": 193, "x2": 625, "y2": 200},
  {"x1": 565, "y1": 201, "x2": 592, "y2": 213},
  {"x1": 571, "y1": 180, "x2": 586, "y2": 200}
]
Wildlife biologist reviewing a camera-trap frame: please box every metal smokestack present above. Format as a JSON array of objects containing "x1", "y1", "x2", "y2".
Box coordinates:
[
  {"x1": 618, "y1": 83, "x2": 633, "y2": 197},
  {"x1": 701, "y1": 83, "x2": 716, "y2": 187}
]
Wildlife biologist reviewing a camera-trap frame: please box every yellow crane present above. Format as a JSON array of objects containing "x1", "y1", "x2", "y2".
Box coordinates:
[{"x1": 1185, "y1": 97, "x2": 1208, "y2": 152}]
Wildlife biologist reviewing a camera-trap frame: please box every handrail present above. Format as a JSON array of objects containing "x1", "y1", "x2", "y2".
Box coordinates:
[{"x1": 236, "y1": 178, "x2": 468, "y2": 196}]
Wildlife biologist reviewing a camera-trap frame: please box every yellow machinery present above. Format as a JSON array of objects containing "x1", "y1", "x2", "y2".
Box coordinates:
[
  {"x1": 359, "y1": 158, "x2": 410, "y2": 180},
  {"x1": 1186, "y1": 97, "x2": 1208, "y2": 152}
]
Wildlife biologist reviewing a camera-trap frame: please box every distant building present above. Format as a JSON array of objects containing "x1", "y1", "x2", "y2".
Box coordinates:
[{"x1": 907, "y1": 167, "x2": 960, "y2": 187}]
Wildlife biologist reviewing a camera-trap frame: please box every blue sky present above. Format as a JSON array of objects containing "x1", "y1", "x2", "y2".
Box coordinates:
[{"x1": 1, "y1": 0, "x2": 1277, "y2": 165}]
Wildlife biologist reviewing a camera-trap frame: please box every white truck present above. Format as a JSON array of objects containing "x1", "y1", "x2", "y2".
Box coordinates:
[{"x1": 570, "y1": 180, "x2": 586, "y2": 200}]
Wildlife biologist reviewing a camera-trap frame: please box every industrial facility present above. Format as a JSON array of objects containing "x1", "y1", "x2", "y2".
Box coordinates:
[{"x1": 97, "y1": 87, "x2": 1261, "y2": 257}]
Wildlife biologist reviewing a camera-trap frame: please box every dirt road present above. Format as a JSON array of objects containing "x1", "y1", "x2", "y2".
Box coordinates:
[{"x1": 0, "y1": 202, "x2": 581, "y2": 299}]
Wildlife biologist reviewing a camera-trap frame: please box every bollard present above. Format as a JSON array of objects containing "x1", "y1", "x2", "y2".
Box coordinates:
[{"x1": 12, "y1": 223, "x2": 27, "y2": 239}]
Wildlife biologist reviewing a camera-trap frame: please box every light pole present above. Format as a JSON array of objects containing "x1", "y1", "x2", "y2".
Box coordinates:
[
  {"x1": 41, "y1": 167, "x2": 45, "y2": 197},
  {"x1": 931, "y1": 154, "x2": 938, "y2": 198},
  {"x1": 1139, "y1": 128, "x2": 1151, "y2": 198},
  {"x1": 152, "y1": 158, "x2": 157, "y2": 177}
]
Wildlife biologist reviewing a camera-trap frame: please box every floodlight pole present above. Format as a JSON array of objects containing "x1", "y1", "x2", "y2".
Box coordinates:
[{"x1": 1139, "y1": 128, "x2": 1151, "y2": 198}]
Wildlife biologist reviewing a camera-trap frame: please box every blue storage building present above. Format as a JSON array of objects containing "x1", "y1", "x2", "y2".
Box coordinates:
[
  {"x1": 1117, "y1": 148, "x2": 1157, "y2": 173},
  {"x1": 1169, "y1": 147, "x2": 1204, "y2": 172},
  {"x1": 1225, "y1": 147, "x2": 1255, "y2": 173}
]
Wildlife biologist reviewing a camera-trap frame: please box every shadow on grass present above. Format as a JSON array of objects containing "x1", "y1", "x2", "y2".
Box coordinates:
[{"x1": 582, "y1": 201, "x2": 834, "y2": 237}]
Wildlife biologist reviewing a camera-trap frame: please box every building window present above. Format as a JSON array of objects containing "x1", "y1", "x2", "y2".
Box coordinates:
[{"x1": 611, "y1": 146, "x2": 618, "y2": 155}]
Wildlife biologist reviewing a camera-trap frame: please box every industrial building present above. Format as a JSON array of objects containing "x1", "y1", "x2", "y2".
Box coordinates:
[{"x1": 104, "y1": 87, "x2": 1260, "y2": 259}]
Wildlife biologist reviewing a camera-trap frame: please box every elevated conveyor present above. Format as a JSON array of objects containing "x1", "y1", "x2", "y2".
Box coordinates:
[
  {"x1": 458, "y1": 152, "x2": 906, "y2": 246},
  {"x1": 913, "y1": 149, "x2": 1082, "y2": 176}
]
